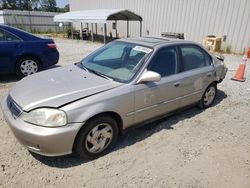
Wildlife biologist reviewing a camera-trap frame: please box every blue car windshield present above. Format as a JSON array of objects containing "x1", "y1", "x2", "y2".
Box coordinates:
[{"x1": 80, "y1": 41, "x2": 152, "y2": 82}]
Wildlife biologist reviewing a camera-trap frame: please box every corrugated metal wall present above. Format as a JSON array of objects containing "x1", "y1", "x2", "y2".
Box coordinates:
[
  {"x1": 0, "y1": 11, "x2": 4, "y2": 24},
  {"x1": 1, "y1": 9, "x2": 69, "y2": 32},
  {"x1": 70, "y1": 0, "x2": 250, "y2": 53}
]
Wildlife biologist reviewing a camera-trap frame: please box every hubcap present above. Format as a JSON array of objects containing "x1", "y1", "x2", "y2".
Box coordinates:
[
  {"x1": 20, "y1": 60, "x2": 38, "y2": 76},
  {"x1": 85, "y1": 123, "x2": 113, "y2": 154},
  {"x1": 204, "y1": 86, "x2": 216, "y2": 106}
]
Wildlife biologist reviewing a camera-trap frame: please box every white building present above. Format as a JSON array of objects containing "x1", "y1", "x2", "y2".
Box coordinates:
[{"x1": 69, "y1": 0, "x2": 250, "y2": 53}]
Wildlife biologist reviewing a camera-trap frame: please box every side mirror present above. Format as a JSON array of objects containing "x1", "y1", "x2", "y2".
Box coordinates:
[{"x1": 137, "y1": 70, "x2": 161, "y2": 84}]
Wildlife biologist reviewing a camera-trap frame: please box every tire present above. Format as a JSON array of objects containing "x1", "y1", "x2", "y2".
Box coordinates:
[
  {"x1": 199, "y1": 83, "x2": 217, "y2": 109},
  {"x1": 16, "y1": 56, "x2": 41, "y2": 78},
  {"x1": 74, "y1": 115, "x2": 118, "y2": 160}
]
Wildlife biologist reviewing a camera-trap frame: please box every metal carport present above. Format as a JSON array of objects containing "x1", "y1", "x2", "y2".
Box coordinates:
[{"x1": 53, "y1": 9, "x2": 143, "y2": 43}]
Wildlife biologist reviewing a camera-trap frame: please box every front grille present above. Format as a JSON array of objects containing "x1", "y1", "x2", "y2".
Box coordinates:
[{"x1": 7, "y1": 95, "x2": 23, "y2": 117}]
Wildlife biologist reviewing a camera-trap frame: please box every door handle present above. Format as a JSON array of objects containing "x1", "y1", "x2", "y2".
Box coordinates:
[{"x1": 174, "y1": 82, "x2": 181, "y2": 87}]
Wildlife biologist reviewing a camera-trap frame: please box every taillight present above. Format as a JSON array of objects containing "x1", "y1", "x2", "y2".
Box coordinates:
[{"x1": 47, "y1": 43, "x2": 57, "y2": 49}]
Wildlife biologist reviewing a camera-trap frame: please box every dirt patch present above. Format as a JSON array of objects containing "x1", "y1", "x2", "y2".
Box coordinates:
[{"x1": 0, "y1": 39, "x2": 250, "y2": 188}]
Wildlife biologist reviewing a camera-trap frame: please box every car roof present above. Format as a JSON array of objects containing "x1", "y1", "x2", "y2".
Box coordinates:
[{"x1": 118, "y1": 37, "x2": 198, "y2": 48}]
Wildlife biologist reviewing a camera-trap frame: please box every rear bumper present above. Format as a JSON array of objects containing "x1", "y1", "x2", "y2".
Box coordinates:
[
  {"x1": 219, "y1": 66, "x2": 228, "y2": 82},
  {"x1": 1, "y1": 95, "x2": 83, "y2": 157},
  {"x1": 41, "y1": 49, "x2": 59, "y2": 68},
  {"x1": 215, "y1": 63, "x2": 228, "y2": 83}
]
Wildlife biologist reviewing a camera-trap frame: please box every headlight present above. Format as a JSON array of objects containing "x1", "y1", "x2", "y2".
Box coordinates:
[{"x1": 21, "y1": 108, "x2": 67, "y2": 127}]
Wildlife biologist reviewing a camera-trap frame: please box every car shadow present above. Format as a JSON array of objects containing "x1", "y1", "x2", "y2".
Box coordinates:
[
  {"x1": 45, "y1": 64, "x2": 61, "y2": 70},
  {"x1": 0, "y1": 74, "x2": 20, "y2": 83},
  {"x1": 31, "y1": 90, "x2": 227, "y2": 168}
]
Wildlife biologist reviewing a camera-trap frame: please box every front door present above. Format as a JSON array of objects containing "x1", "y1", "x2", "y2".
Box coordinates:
[{"x1": 133, "y1": 46, "x2": 183, "y2": 124}]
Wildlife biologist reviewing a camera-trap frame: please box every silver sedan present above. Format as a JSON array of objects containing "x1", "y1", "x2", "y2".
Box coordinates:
[{"x1": 1, "y1": 37, "x2": 227, "y2": 159}]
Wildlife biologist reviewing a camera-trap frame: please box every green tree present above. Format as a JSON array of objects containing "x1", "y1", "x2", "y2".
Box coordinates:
[
  {"x1": 2, "y1": 0, "x2": 18, "y2": 9},
  {"x1": 17, "y1": 0, "x2": 32, "y2": 10},
  {"x1": 2, "y1": 0, "x2": 39, "y2": 10},
  {"x1": 1, "y1": 0, "x2": 64, "y2": 12},
  {"x1": 40, "y1": 0, "x2": 57, "y2": 12},
  {"x1": 63, "y1": 4, "x2": 69, "y2": 12},
  {"x1": 56, "y1": 4, "x2": 69, "y2": 12}
]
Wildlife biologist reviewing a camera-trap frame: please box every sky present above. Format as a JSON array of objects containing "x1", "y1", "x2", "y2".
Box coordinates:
[{"x1": 56, "y1": 0, "x2": 69, "y2": 8}]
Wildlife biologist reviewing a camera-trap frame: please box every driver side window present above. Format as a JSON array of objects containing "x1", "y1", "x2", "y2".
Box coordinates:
[{"x1": 148, "y1": 47, "x2": 178, "y2": 77}]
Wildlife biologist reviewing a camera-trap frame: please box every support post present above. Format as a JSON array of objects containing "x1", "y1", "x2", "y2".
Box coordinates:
[
  {"x1": 127, "y1": 20, "x2": 129, "y2": 38},
  {"x1": 86, "y1": 23, "x2": 89, "y2": 32},
  {"x1": 104, "y1": 23, "x2": 107, "y2": 44},
  {"x1": 55, "y1": 22, "x2": 57, "y2": 34},
  {"x1": 80, "y1": 22, "x2": 83, "y2": 40},
  {"x1": 115, "y1": 20, "x2": 118, "y2": 38},
  {"x1": 140, "y1": 21, "x2": 142, "y2": 37},
  {"x1": 95, "y1": 23, "x2": 98, "y2": 36},
  {"x1": 71, "y1": 23, "x2": 73, "y2": 40},
  {"x1": 91, "y1": 23, "x2": 94, "y2": 42}
]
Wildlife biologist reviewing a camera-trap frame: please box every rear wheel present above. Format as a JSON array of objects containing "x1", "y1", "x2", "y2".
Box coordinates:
[
  {"x1": 16, "y1": 56, "x2": 41, "y2": 77},
  {"x1": 74, "y1": 115, "x2": 118, "y2": 160},
  {"x1": 199, "y1": 83, "x2": 217, "y2": 109}
]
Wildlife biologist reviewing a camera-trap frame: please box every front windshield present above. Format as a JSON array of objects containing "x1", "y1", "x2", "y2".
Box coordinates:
[{"x1": 81, "y1": 41, "x2": 153, "y2": 82}]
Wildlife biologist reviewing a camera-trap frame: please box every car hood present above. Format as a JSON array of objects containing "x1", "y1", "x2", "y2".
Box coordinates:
[{"x1": 9, "y1": 65, "x2": 122, "y2": 111}]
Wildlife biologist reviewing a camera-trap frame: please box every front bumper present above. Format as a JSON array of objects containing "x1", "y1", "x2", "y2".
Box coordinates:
[{"x1": 1, "y1": 95, "x2": 83, "y2": 157}]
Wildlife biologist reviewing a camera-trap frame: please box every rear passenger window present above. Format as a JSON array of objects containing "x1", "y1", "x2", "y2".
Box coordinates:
[
  {"x1": 5, "y1": 31, "x2": 21, "y2": 41},
  {"x1": 0, "y1": 29, "x2": 21, "y2": 41},
  {"x1": 180, "y1": 46, "x2": 211, "y2": 71},
  {"x1": 0, "y1": 30, "x2": 5, "y2": 41},
  {"x1": 148, "y1": 47, "x2": 178, "y2": 77}
]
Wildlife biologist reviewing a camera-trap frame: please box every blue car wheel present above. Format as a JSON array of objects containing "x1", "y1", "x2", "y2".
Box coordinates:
[{"x1": 16, "y1": 56, "x2": 41, "y2": 77}]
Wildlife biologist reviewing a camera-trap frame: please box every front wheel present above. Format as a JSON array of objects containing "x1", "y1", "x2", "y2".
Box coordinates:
[
  {"x1": 74, "y1": 116, "x2": 118, "y2": 160},
  {"x1": 16, "y1": 56, "x2": 41, "y2": 77},
  {"x1": 199, "y1": 83, "x2": 217, "y2": 109}
]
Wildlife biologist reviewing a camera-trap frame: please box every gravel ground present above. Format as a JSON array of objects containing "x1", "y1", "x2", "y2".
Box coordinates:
[{"x1": 0, "y1": 38, "x2": 250, "y2": 188}]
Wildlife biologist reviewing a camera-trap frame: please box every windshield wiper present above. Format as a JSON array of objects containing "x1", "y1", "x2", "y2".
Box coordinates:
[
  {"x1": 78, "y1": 63, "x2": 89, "y2": 71},
  {"x1": 87, "y1": 68, "x2": 113, "y2": 80},
  {"x1": 79, "y1": 63, "x2": 113, "y2": 80}
]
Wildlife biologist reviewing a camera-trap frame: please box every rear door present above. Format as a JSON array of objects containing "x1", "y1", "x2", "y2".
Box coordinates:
[
  {"x1": 178, "y1": 45, "x2": 216, "y2": 107},
  {"x1": 0, "y1": 29, "x2": 22, "y2": 73}
]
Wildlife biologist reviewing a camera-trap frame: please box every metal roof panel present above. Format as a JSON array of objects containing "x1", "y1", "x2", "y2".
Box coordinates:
[{"x1": 53, "y1": 9, "x2": 142, "y2": 23}]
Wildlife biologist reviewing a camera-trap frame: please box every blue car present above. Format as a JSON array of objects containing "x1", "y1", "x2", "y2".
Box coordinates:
[{"x1": 0, "y1": 25, "x2": 59, "y2": 77}]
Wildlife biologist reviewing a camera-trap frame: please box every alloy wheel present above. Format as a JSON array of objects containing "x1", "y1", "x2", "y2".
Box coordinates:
[
  {"x1": 20, "y1": 59, "x2": 38, "y2": 76},
  {"x1": 85, "y1": 123, "x2": 113, "y2": 154},
  {"x1": 203, "y1": 86, "x2": 216, "y2": 106}
]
